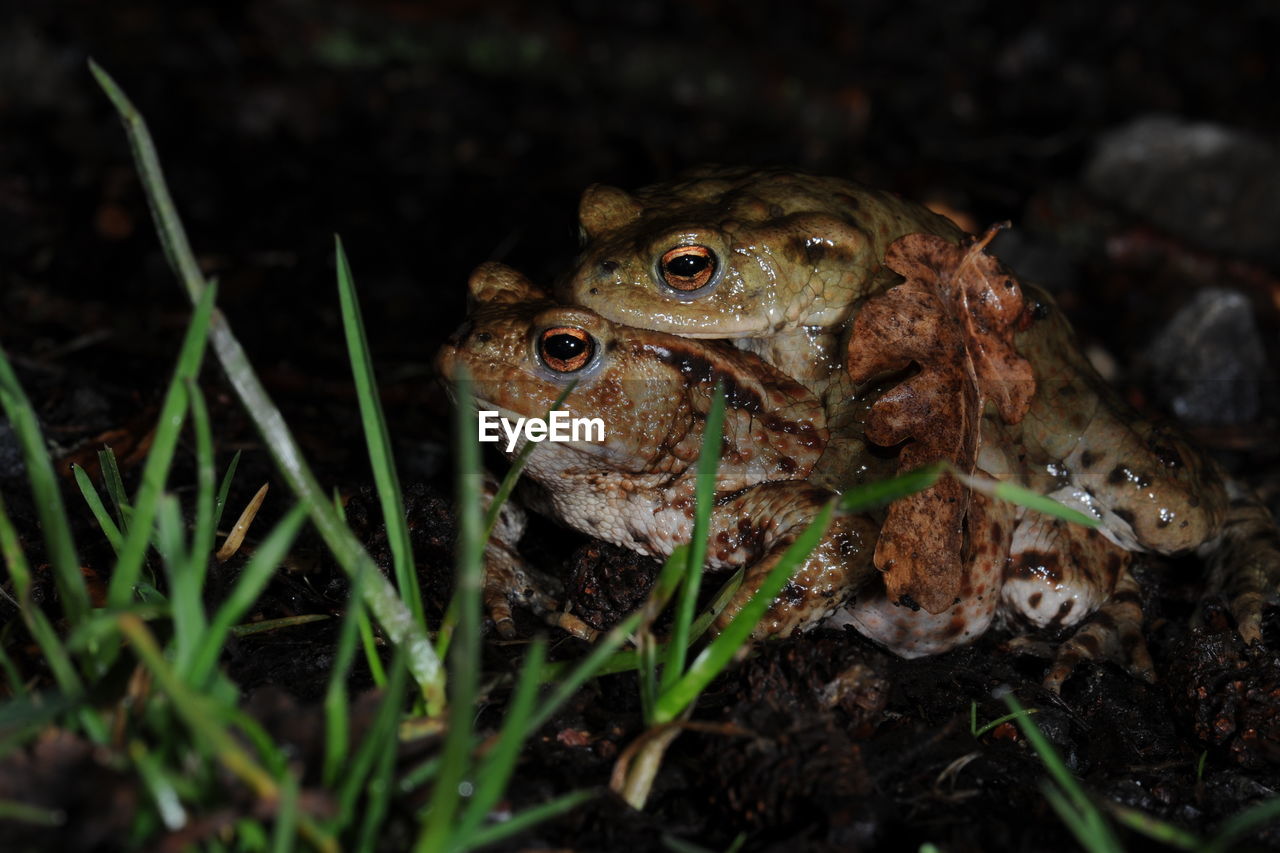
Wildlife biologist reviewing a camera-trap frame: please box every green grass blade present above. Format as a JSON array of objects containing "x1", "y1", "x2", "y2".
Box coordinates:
[
  {"x1": 654, "y1": 502, "x2": 835, "y2": 724},
  {"x1": 1107, "y1": 802, "x2": 1200, "y2": 850},
  {"x1": 107, "y1": 279, "x2": 215, "y2": 607},
  {"x1": 335, "y1": 236, "x2": 423, "y2": 628},
  {"x1": 353, "y1": 660, "x2": 407, "y2": 850},
  {"x1": 227, "y1": 614, "x2": 330, "y2": 637},
  {"x1": 0, "y1": 496, "x2": 93, "y2": 721},
  {"x1": 460, "y1": 789, "x2": 594, "y2": 851},
  {"x1": 455, "y1": 638, "x2": 548, "y2": 841},
  {"x1": 88, "y1": 60, "x2": 204, "y2": 302},
  {"x1": 663, "y1": 384, "x2": 725, "y2": 693},
  {"x1": 157, "y1": 492, "x2": 203, "y2": 667},
  {"x1": 837, "y1": 463, "x2": 946, "y2": 514},
  {"x1": 71, "y1": 464, "x2": 124, "y2": 554},
  {"x1": 269, "y1": 771, "x2": 300, "y2": 853},
  {"x1": 98, "y1": 447, "x2": 131, "y2": 533},
  {"x1": 1004, "y1": 693, "x2": 1123, "y2": 853},
  {"x1": 119, "y1": 613, "x2": 279, "y2": 797},
  {"x1": 0, "y1": 636, "x2": 24, "y2": 695},
  {"x1": 952, "y1": 468, "x2": 1099, "y2": 528},
  {"x1": 90, "y1": 59, "x2": 443, "y2": 706},
  {"x1": 186, "y1": 503, "x2": 308, "y2": 685},
  {"x1": 0, "y1": 798, "x2": 65, "y2": 827},
  {"x1": 1207, "y1": 795, "x2": 1280, "y2": 853},
  {"x1": 332, "y1": 650, "x2": 409, "y2": 832},
  {"x1": 0, "y1": 691, "x2": 74, "y2": 757},
  {"x1": 417, "y1": 372, "x2": 485, "y2": 853},
  {"x1": 323, "y1": 571, "x2": 367, "y2": 787},
  {"x1": 0, "y1": 347, "x2": 89, "y2": 626},
  {"x1": 187, "y1": 379, "x2": 217, "y2": 574},
  {"x1": 212, "y1": 450, "x2": 242, "y2": 535},
  {"x1": 130, "y1": 740, "x2": 188, "y2": 830},
  {"x1": 527, "y1": 609, "x2": 645, "y2": 731}
]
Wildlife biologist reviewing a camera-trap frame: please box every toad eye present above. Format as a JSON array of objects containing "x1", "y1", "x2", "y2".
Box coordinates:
[
  {"x1": 659, "y1": 245, "x2": 717, "y2": 292},
  {"x1": 538, "y1": 326, "x2": 595, "y2": 373}
]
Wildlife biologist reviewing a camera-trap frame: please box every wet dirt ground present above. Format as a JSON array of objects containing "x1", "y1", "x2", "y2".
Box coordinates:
[{"x1": 3, "y1": 1, "x2": 1280, "y2": 850}]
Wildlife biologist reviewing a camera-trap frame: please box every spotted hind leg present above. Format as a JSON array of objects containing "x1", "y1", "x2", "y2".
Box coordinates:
[
  {"x1": 1001, "y1": 515, "x2": 1153, "y2": 692},
  {"x1": 1199, "y1": 478, "x2": 1280, "y2": 645},
  {"x1": 1040, "y1": 565, "x2": 1153, "y2": 693}
]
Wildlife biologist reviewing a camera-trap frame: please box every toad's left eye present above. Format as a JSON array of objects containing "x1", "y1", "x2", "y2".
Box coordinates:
[
  {"x1": 538, "y1": 327, "x2": 594, "y2": 372},
  {"x1": 659, "y1": 245, "x2": 717, "y2": 292}
]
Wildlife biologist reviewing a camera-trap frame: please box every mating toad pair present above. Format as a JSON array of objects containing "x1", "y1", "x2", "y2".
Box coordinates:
[{"x1": 436, "y1": 166, "x2": 1279, "y2": 689}]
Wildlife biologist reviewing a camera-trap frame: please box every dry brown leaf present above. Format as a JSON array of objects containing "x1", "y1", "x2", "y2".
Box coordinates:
[{"x1": 846, "y1": 226, "x2": 1035, "y2": 613}]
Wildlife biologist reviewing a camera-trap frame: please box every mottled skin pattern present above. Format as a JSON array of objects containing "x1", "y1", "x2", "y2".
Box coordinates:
[
  {"x1": 560, "y1": 165, "x2": 965, "y2": 393},
  {"x1": 437, "y1": 263, "x2": 878, "y2": 639},
  {"x1": 553, "y1": 167, "x2": 1280, "y2": 679}
]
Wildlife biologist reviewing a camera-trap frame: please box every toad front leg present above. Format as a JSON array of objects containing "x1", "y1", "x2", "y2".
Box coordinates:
[{"x1": 709, "y1": 482, "x2": 879, "y2": 637}]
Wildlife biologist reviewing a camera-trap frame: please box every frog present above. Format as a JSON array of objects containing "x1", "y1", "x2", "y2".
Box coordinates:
[
  {"x1": 437, "y1": 262, "x2": 881, "y2": 640},
  {"x1": 437, "y1": 263, "x2": 1273, "y2": 690},
  {"x1": 553, "y1": 166, "x2": 1280, "y2": 666}
]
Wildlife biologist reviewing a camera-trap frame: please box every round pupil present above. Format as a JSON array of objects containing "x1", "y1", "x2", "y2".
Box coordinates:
[
  {"x1": 666, "y1": 254, "x2": 709, "y2": 277},
  {"x1": 545, "y1": 333, "x2": 586, "y2": 361}
]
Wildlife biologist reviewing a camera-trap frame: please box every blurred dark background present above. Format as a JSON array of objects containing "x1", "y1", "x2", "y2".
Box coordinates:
[{"x1": 2, "y1": 0, "x2": 1278, "y2": 481}]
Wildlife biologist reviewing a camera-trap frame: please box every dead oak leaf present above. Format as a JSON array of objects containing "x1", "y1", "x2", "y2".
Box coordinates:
[{"x1": 846, "y1": 226, "x2": 1035, "y2": 613}]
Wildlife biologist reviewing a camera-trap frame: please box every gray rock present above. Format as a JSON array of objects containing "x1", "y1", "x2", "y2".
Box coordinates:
[
  {"x1": 1085, "y1": 116, "x2": 1280, "y2": 264},
  {"x1": 1139, "y1": 288, "x2": 1268, "y2": 426}
]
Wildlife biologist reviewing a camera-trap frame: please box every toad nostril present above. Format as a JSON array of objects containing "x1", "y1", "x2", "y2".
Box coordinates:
[
  {"x1": 475, "y1": 331, "x2": 492, "y2": 344},
  {"x1": 601, "y1": 260, "x2": 619, "y2": 273},
  {"x1": 589, "y1": 287, "x2": 599, "y2": 295}
]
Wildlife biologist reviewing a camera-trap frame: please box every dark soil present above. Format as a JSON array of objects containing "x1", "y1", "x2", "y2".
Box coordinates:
[{"x1": 3, "y1": 1, "x2": 1280, "y2": 850}]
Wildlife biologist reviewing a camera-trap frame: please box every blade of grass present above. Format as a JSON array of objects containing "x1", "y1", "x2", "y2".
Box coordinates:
[
  {"x1": 836, "y1": 463, "x2": 946, "y2": 514},
  {"x1": 157, "y1": 492, "x2": 205, "y2": 668},
  {"x1": 653, "y1": 501, "x2": 835, "y2": 724},
  {"x1": 433, "y1": 381, "x2": 579, "y2": 661},
  {"x1": 120, "y1": 613, "x2": 278, "y2": 795},
  {"x1": 335, "y1": 236, "x2": 423, "y2": 628},
  {"x1": 0, "y1": 347, "x2": 89, "y2": 626},
  {"x1": 455, "y1": 639, "x2": 548, "y2": 840},
  {"x1": 186, "y1": 503, "x2": 308, "y2": 685},
  {"x1": 353, "y1": 659, "x2": 407, "y2": 850},
  {"x1": 212, "y1": 450, "x2": 242, "y2": 535},
  {"x1": 323, "y1": 570, "x2": 368, "y2": 787},
  {"x1": 90, "y1": 60, "x2": 443, "y2": 706},
  {"x1": 357, "y1": 606, "x2": 389, "y2": 687},
  {"x1": 0, "y1": 495, "x2": 105, "y2": 740},
  {"x1": 0, "y1": 691, "x2": 74, "y2": 757},
  {"x1": 460, "y1": 789, "x2": 594, "y2": 851},
  {"x1": 71, "y1": 464, "x2": 124, "y2": 554},
  {"x1": 1206, "y1": 796, "x2": 1280, "y2": 853},
  {"x1": 130, "y1": 740, "x2": 188, "y2": 830},
  {"x1": 662, "y1": 384, "x2": 725, "y2": 693},
  {"x1": 98, "y1": 447, "x2": 131, "y2": 533},
  {"x1": 269, "y1": 771, "x2": 300, "y2": 853},
  {"x1": 107, "y1": 279, "x2": 215, "y2": 608},
  {"x1": 526, "y1": 609, "x2": 644, "y2": 733},
  {"x1": 117, "y1": 613, "x2": 338, "y2": 852},
  {"x1": 331, "y1": 650, "x2": 409, "y2": 832},
  {"x1": 1004, "y1": 693, "x2": 1122, "y2": 853},
  {"x1": 0, "y1": 798, "x2": 65, "y2": 827},
  {"x1": 951, "y1": 468, "x2": 1099, "y2": 528},
  {"x1": 1106, "y1": 802, "x2": 1200, "y2": 850},
  {"x1": 187, "y1": 379, "x2": 217, "y2": 578},
  {"x1": 227, "y1": 614, "x2": 330, "y2": 637},
  {"x1": 417, "y1": 373, "x2": 485, "y2": 853}
]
